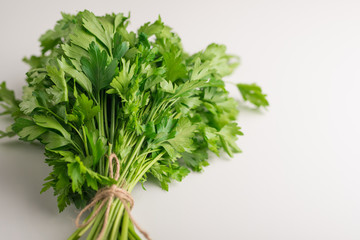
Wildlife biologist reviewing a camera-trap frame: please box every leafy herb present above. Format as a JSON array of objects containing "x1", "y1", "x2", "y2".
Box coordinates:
[
  {"x1": 237, "y1": 83, "x2": 269, "y2": 107},
  {"x1": 0, "y1": 10, "x2": 268, "y2": 239}
]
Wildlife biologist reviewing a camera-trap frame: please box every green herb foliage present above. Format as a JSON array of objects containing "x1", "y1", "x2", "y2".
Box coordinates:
[{"x1": 0, "y1": 11, "x2": 268, "y2": 239}]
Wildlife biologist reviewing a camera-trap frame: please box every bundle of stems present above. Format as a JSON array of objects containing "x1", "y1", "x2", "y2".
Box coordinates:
[{"x1": 0, "y1": 10, "x2": 268, "y2": 240}]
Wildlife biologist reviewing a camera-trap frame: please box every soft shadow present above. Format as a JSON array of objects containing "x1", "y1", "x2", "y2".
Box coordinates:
[
  {"x1": 0, "y1": 138, "x2": 59, "y2": 214},
  {"x1": 1, "y1": 137, "x2": 43, "y2": 149},
  {"x1": 237, "y1": 101, "x2": 269, "y2": 115}
]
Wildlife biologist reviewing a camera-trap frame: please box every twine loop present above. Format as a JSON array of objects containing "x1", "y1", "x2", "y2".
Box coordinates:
[{"x1": 75, "y1": 153, "x2": 151, "y2": 240}]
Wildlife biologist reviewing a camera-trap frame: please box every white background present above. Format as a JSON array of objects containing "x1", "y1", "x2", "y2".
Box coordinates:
[{"x1": 1, "y1": 0, "x2": 360, "y2": 239}]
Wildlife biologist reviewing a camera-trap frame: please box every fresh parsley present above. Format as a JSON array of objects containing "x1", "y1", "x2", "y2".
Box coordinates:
[{"x1": 0, "y1": 10, "x2": 268, "y2": 239}]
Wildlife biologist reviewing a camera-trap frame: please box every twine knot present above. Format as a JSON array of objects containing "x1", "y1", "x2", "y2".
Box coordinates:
[{"x1": 75, "y1": 153, "x2": 151, "y2": 240}]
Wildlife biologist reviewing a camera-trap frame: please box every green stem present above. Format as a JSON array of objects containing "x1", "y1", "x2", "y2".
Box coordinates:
[
  {"x1": 86, "y1": 207, "x2": 106, "y2": 240},
  {"x1": 103, "y1": 93, "x2": 109, "y2": 138},
  {"x1": 67, "y1": 205, "x2": 98, "y2": 240},
  {"x1": 97, "y1": 92, "x2": 102, "y2": 137},
  {"x1": 132, "y1": 152, "x2": 165, "y2": 184},
  {"x1": 119, "y1": 212, "x2": 130, "y2": 240},
  {"x1": 105, "y1": 143, "x2": 113, "y2": 177},
  {"x1": 126, "y1": 154, "x2": 147, "y2": 184},
  {"x1": 128, "y1": 221, "x2": 142, "y2": 240},
  {"x1": 110, "y1": 95, "x2": 116, "y2": 144},
  {"x1": 128, "y1": 233, "x2": 136, "y2": 240},
  {"x1": 109, "y1": 201, "x2": 125, "y2": 240},
  {"x1": 68, "y1": 228, "x2": 82, "y2": 240},
  {"x1": 82, "y1": 126, "x2": 89, "y2": 156},
  {"x1": 118, "y1": 135, "x2": 146, "y2": 182}
]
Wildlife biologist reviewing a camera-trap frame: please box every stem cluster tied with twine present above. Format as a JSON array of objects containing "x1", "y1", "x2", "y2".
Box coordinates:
[
  {"x1": 75, "y1": 154, "x2": 151, "y2": 240},
  {"x1": 0, "y1": 10, "x2": 269, "y2": 240}
]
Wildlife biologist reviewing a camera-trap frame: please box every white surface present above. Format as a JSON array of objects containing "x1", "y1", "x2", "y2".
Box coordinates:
[{"x1": 1, "y1": 0, "x2": 360, "y2": 239}]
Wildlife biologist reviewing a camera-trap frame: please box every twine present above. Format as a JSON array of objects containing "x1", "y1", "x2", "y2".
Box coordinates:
[{"x1": 75, "y1": 153, "x2": 151, "y2": 240}]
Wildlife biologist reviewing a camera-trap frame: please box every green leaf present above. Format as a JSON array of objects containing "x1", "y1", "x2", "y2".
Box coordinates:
[
  {"x1": 163, "y1": 48, "x2": 187, "y2": 82},
  {"x1": 81, "y1": 42, "x2": 118, "y2": 94},
  {"x1": 84, "y1": 126, "x2": 108, "y2": 166},
  {"x1": 199, "y1": 43, "x2": 239, "y2": 77},
  {"x1": 12, "y1": 118, "x2": 33, "y2": 133},
  {"x1": 138, "y1": 18, "x2": 165, "y2": 37},
  {"x1": 155, "y1": 117, "x2": 177, "y2": 143},
  {"x1": 149, "y1": 161, "x2": 189, "y2": 191},
  {"x1": 236, "y1": 83, "x2": 269, "y2": 107},
  {"x1": 0, "y1": 82, "x2": 19, "y2": 115},
  {"x1": 108, "y1": 59, "x2": 135, "y2": 99},
  {"x1": 190, "y1": 58, "x2": 212, "y2": 81},
  {"x1": 86, "y1": 168, "x2": 115, "y2": 186},
  {"x1": 182, "y1": 147, "x2": 209, "y2": 172},
  {"x1": 33, "y1": 115, "x2": 71, "y2": 141},
  {"x1": 81, "y1": 10, "x2": 113, "y2": 53},
  {"x1": 57, "y1": 191, "x2": 71, "y2": 212},
  {"x1": 0, "y1": 128, "x2": 16, "y2": 139},
  {"x1": 23, "y1": 55, "x2": 44, "y2": 69},
  {"x1": 145, "y1": 121, "x2": 156, "y2": 139},
  {"x1": 62, "y1": 43, "x2": 89, "y2": 66},
  {"x1": 161, "y1": 142, "x2": 180, "y2": 160},
  {"x1": 202, "y1": 126, "x2": 220, "y2": 154},
  {"x1": 167, "y1": 118, "x2": 196, "y2": 152},
  {"x1": 175, "y1": 96, "x2": 202, "y2": 114},
  {"x1": 40, "y1": 132, "x2": 71, "y2": 149},
  {"x1": 69, "y1": 27, "x2": 97, "y2": 51},
  {"x1": 144, "y1": 76, "x2": 164, "y2": 91},
  {"x1": 218, "y1": 123, "x2": 243, "y2": 157},
  {"x1": 170, "y1": 165, "x2": 190, "y2": 182},
  {"x1": 160, "y1": 79, "x2": 175, "y2": 93},
  {"x1": 18, "y1": 125, "x2": 47, "y2": 141},
  {"x1": 69, "y1": 94, "x2": 100, "y2": 125},
  {"x1": 113, "y1": 32, "x2": 129, "y2": 60},
  {"x1": 19, "y1": 86, "x2": 40, "y2": 114},
  {"x1": 114, "y1": 13, "x2": 128, "y2": 30},
  {"x1": 39, "y1": 29, "x2": 61, "y2": 54},
  {"x1": 67, "y1": 158, "x2": 85, "y2": 194},
  {"x1": 173, "y1": 80, "x2": 208, "y2": 98},
  {"x1": 46, "y1": 65, "x2": 68, "y2": 103},
  {"x1": 85, "y1": 172, "x2": 98, "y2": 190},
  {"x1": 26, "y1": 69, "x2": 47, "y2": 85},
  {"x1": 58, "y1": 57, "x2": 93, "y2": 94}
]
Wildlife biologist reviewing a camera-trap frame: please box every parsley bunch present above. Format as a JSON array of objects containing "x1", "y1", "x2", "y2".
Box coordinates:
[{"x1": 0, "y1": 10, "x2": 268, "y2": 240}]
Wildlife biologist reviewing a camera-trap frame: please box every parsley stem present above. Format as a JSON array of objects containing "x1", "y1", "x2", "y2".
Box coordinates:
[
  {"x1": 119, "y1": 211, "x2": 130, "y2": 240},
  {"x1": 106, "y1": 200, "x2": 125, "y2": 239},
  {"x1": 82, "y1": 126, "x2": 89, "y2": 156},
  {"x1": 97, "y1": 92, "x2": 102, "y2": 137},
  {"x1": 133, "y1": 152, "x2": 165, "y2": 184},
  {"x1": 110, "y1": 95, "x2": 116, "y2": 144},
  {"x1": 126, "y1": 154, "x2": 147, "y2": 183},
  {"x1": 98, "y1": 91, "x2": 106, "y2": 175},
  {"x1": 87, "y1": 207, "x2": 106, "y2": 239},
  {"x1": 118, "y1": 135, "x2": 146, "y2": 182},
  {"x1": 128, "y1": 222, "x2": 141, "y2": 240},
  {"x1": 103, "y1": 92, "x2": 109, "y2": 138},
  {"x1": 109, "y1": 201, "x2": 125, "y2": 239},
  {"x1": 105, "y1": 143, "x2": 112, "y2": 177}
]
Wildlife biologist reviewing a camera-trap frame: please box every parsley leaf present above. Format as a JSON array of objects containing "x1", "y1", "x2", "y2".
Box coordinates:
[
  {"x1": 81, "y1": 42, "x2": 118, "y2": 94},
  {"x1": 237, "y1": 83, "x2": 269, "y2": 107}
]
